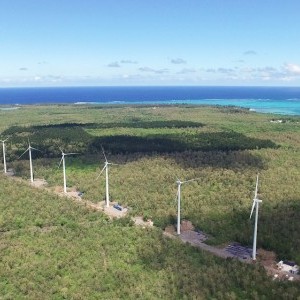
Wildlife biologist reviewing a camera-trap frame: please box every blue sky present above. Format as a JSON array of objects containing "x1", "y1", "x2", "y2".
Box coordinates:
[{"x1": 1, "y1": 0, "x2": 300, "y2": 87}]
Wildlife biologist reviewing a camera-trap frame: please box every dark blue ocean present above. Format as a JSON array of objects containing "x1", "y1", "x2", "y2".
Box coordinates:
[{"x1": 1, "y1": 86, "x2": 300, "y2": 115}]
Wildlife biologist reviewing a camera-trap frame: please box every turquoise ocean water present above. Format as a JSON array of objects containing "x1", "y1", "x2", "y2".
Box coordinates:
[{"x1": 0, "y1": 86, "x2": 300, "y2": 115}]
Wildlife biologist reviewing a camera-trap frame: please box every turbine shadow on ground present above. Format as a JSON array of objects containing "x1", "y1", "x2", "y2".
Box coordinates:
[
  {"x1": 257, "y1": 199, "x2": 300, "y2": 262},
  {"x1": 198, "y1": 198, "x2": 300, "y2": 263}
]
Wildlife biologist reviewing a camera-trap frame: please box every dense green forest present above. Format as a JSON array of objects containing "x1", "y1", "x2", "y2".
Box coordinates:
[{"x1": 1, "y1": 104, "x2": 300, "y2": 298}]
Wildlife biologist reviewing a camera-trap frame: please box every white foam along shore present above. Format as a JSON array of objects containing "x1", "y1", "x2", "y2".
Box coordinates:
[
  {"x1": 0, "y1": 107, "x2": 20, "y2": 111},
  {"x1": 71, "y1": 99, "x2": 300, "y2": 116}
]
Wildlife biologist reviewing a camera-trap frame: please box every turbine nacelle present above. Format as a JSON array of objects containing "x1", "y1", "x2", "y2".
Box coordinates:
[
  {"x1": 249, "y1": 174, "x2": 262, "y2": 219},
  {"x1": 58, "y1": 150, "x2": 78, "y2": 168},
  {"x1": 176, "y1": 179, "x2": 182, "y2": 186},
  {"x1": 176, "y1": 177, "x2": 200, "y2": 186},
  {"x1": 18, "y1": 140, "x2": 41, "y2": 159},
  {"x1": 250, "y1": 198, "x2": 262, "y2": 219}
]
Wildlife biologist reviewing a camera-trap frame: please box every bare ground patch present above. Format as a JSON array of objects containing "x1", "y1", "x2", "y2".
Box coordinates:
[
  {"x1": 31, "y1": 178, "x2": 48, "y2": 188},
  {"x1": 4, "y1": 169, "x2": 14, "y2": 177},
  {"x1": 132, "y1": 216, "x2": 153, "y2": 228},
  {"x1": 100, "y1": 201, "x2": 129, "y2": 219},
  {"x1": 258, "y1": 249, "x2": 300, "y2": 281}
]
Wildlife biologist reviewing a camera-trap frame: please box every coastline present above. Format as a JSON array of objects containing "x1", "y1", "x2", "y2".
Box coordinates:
[
  {"x1": 1, "y1": 86, "x2": 300, "y2": 115},
  {"x1": 1, "y1": 101, "x2": 300, "y2": 116}
]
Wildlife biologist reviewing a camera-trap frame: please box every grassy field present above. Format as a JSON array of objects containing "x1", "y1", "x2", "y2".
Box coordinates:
[{"x1": 1, "y1": 104, "x2": 300, "y2": 298}]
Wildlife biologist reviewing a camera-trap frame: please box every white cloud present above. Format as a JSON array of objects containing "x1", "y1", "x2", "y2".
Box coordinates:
[
  {"x1": 206, "y1": 68, "x2": 216, "y2": 73},
  {"x1": 243, "y1": 50, "x2": 257, "y2": 55},
  {"x1": 107, "y1": 62, "x2": 120, "y2": 68},
  {"x1": 202, "y1": 64, "x2": 300, "y2": 83},
  {"x1": 171, "y1": 58, "x2": 187, "y2": 64},
  {"x1": 217, "y1": 68, "x2": 235, "y2": 74},
  {"x1": 177, "y1": 68, "x2": 196, "y2": 74},
  {"x1": 3, "y1": 62, "x2": 300, "y2": 87},
  {"x1": 138, "y1": 67, "x2": 169, "y2": 74},
  {"x1": 284, "y1": 63, "x2": 300, "y2": 75},
  {"x1": 120, "y1": 59, "x2": 138, "y2": 64}
]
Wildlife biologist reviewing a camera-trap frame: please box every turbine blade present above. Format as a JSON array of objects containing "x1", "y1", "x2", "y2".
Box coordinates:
[
  {"x1": 174, "y1": 174, "x2": 181, "y2": 181},
  {"x1": 175, "y1": 188, "x2": 179, "y2": 202},
  {"x1": 250, "y1": 200, "x2": 256, "y2": 219},
  {"x1": 64, "y1": 152, "x2": 79, "y2": 155},
  {"x1": 174, "y1": 174, "x2": 182, "y2": 185},
  {"x1": 182, "y1": 177, "x2": 201, "y2": 184},
  {"x1": 58, "y1": 156, "x2": 63, "y2": 168},
  {"x1": 31, "y1": 147, "x2": 42, "y2": 152},
  {"x1": 18, "y1": 148, "x2": 29, "y2": 159},
  {"x1": 96, "y1": 165, "x2": 106, "y2": 179},
  {"x1": 101, "y1": 145, "x2": 108, "y2": 162},
  {"x1": 254, "y1": 174, "x2": 259, "y2": 199}
]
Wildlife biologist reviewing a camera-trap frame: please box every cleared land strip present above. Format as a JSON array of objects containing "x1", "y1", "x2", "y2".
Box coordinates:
[{"x1": 179, "y1": 230, "x2": 238, "y2": 260}]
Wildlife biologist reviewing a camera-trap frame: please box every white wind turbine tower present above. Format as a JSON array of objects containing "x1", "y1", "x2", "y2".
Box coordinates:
[
  {"x1": 249, "y1": 174, "x2": 262, "y2": 261},
  {"x1": 19, "y1": 140, "x2": 40, "y2": 183},
  {"x1": 176, "y1": 177, "x2": 200, "y2": 235},
  {"x1": 58, "y1": 148, "x2": 78, "y2": 194},
  {"x1": 97, "y1": 146, "x2": 117, "y2": 208},
  {"x1": 1, "y1": 138, "x2": 8, "y2": 173}
]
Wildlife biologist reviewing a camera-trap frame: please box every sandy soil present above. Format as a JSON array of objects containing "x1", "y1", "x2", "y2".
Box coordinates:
[
  {"x1": 258, "y1": 249, "x2": 300, "y2": 281},
  {"x1": 101, "y1": 201, "x2": 128, "y2": 219},
  {"x1": 132, "y1": 216, "x2": 153, "y2": 227},
  {"x1": 31, "y1": 178, "x2": 48, "y2": 188},
  {"x1": 4, "y1": 169, "x2": 14, "y2": 176}
]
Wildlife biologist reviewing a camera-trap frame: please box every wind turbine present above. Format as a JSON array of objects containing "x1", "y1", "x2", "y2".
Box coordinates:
[
  {"x1": 19, "y1": 140, "x2": 40, "y2": 183},
  {"x1": 58, "y1": 149, "x2": 78, "y2": 194},
  {"x1": 1, "y1": 138, "x2": 8, "y2": 173},
  {"x1": 97, "y1": 146, "x2": 117, "y2": 208},
  {"x1": 176, "y1": 177, "x2": 200, "y2": 235},
  {"x1": 249, "y1": 174, "x2": 262, "y2": 261}
]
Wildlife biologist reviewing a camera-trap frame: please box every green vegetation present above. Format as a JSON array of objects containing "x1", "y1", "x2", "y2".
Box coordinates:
[{"x1": 1, "y1": 104, "x2": 300, "y2": 298}]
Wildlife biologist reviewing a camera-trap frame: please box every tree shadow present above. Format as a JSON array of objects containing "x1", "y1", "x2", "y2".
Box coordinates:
[
  {"x1": 89, "y1": 132, "x2": 276, "y2": 154},
  {"x1": 88, "y1": 132, "x2": 275, "y2": 169},
  {"x1": 2, "y1": 124, "x2": 276, "y2": 170},
  {"x1": 3, "y1": 124, "x2": 92, "y2": 159},
  {"x1": 88, "y1": 120, "x2": 204, "y2": 129}
]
